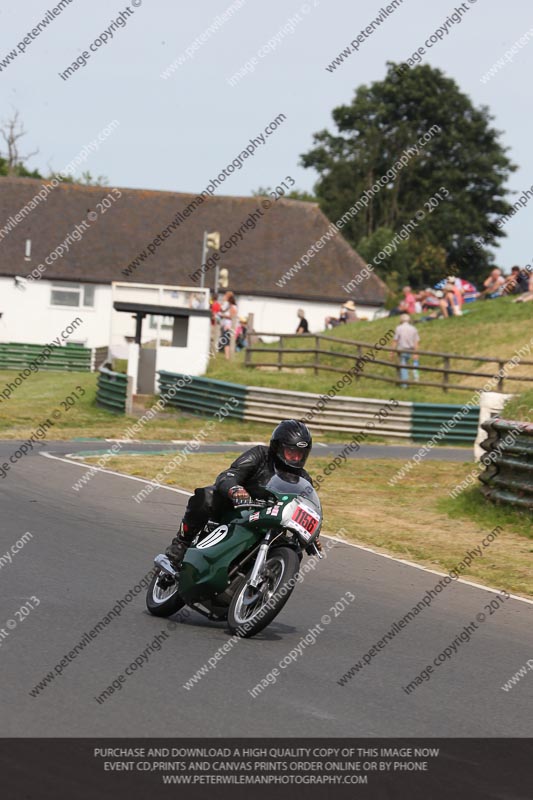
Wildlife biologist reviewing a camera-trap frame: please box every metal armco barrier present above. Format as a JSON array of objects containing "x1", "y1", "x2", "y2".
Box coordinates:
[
  {"x1": 412, "y1": 402, "x2": 480, "y2": 445},
  {"x1": 92, "y1": 346, "x2": 109, "y2": 372},
  {"x1": 0, "y1": 342, "x2": 91, "y2": 371},
  {"x1": 158, "y1": 371, "x2": 246, "y2": 418},
  {"x1": 158, "y1": 371, "x2": 480, "y2": 443},
  {"x1": 245, "y1": 386, "x2": 412, "y2": 436},
  {"x1": 479, "y1": 418, "x2": 533, "y2": 510},
  {"x1": 96, "y1": 366, "x2": 132, "y2": 413}
]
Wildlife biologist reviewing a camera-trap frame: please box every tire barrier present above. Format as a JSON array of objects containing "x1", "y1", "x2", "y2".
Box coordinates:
[{"x1": 479, "y1": 418, "x2": 533, "y2": 510}]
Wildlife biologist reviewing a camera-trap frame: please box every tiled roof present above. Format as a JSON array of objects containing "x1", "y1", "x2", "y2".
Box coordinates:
[{"x1": 0, "y1": 177, "x2": 386, "y2": 305}]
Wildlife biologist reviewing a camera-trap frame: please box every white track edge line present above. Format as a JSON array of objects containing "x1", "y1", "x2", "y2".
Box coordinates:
[
  {"x1": 41, "y1": 452, "x2": 533, "y2": 606},
  {"x1": 326, "y1": 535, "x2": 533, "y2": 606},
  {"x1": 41, "y1": 452, "x2": 193, "y2": 497}
]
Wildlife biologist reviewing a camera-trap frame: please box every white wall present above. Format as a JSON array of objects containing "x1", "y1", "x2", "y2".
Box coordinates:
[
  {"x1": 127, "y1": 343, "x2": 140, "y2": 392},
  {"x1": 127, "y1": 316, "x2": 211, "y2": 393},
  {"x1": 0, "y1": 276, "x2": 382, "y2": 355},
  {"x1": 0, "y1": 276, "x2": 111, "y2": 348},
  {"x1": 110, "y1": 282, "x2": 210, "y2": 358},
  {"x1": 155, "y1": 315, "x2": 211, "y2": 387},
  {"x1": 0, "y1": 277, "x2": 202, "y2": 353},
  {"x1": 235, "y1": 295, "x2": 381, "y2": 334}
]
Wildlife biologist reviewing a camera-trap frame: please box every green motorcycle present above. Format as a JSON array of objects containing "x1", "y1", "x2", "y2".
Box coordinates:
[{"x1": 146, "y1": 472, "x2": 323, "y2": 638}]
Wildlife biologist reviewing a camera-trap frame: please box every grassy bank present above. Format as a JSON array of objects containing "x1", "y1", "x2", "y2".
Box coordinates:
[
  {"x1": 208, "y1": 297, "x2": 533, "y2": 404},
  {"x1": 501, "y1": 390, "x2": 533, "y2": 423},
  {"x1": 1, "y1": 296, "x2": 530, "y2": 440}
]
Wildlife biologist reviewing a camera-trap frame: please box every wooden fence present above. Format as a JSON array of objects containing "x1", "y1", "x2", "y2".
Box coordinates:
[{"x1": 245, "y1": 333, "x2": 533, "y2": 394}]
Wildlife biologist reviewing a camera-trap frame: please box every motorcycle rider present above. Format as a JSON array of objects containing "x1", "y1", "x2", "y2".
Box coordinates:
[{"x1": 166, "y1": 419, "x2": 320, "y2": 568}]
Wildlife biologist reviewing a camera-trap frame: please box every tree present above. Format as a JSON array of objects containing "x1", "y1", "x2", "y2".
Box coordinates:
[
  {"x1": 0, "y1": 112, "x2": 108, "y2": 185},
  {"x1": 0, "y1": 111, "x2": 42, "y2": 178},
  {"x1": 79, "y1": 171, "x2": 109, "y2": 186},
  {"x1": 251, "y1": 186, "x2": 317, "y2": 202},
  {"x1": 300, "y1": 63, "x2": 516, "y2": 286}
]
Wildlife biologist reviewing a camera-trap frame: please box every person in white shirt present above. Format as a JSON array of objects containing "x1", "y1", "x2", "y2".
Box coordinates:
[{"x1": 391, "y1": 313, "x2": 420, "y2": 388}]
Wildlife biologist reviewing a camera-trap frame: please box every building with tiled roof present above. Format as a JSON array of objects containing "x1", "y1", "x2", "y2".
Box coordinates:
[{"x1": 0, "y1": 177, "x2": 386, "y2": 348}]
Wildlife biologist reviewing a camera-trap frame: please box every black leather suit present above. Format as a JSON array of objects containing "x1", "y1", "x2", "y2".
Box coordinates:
[{"x1": 179, "y1": 445, "x2": 313, "y2": 542}]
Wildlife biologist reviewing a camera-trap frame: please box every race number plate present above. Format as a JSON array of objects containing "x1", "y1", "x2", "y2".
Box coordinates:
[{"x1": 290, "y1": 502, "x2": 320, "y2": 540}]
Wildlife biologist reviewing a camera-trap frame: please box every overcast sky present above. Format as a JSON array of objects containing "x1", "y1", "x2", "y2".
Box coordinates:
[{"x1": 1, "y1": 0, "x2": 531, "y2": 269}]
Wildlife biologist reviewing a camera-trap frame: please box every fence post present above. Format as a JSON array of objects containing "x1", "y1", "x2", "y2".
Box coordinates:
[
  {"x1": 125, "y1": 376, "x2": 134, "y2": 415},
  {"x1": 443, "y1": 357, "x2": 450, "y2": 393},
  {"x1": 278, "y1": 336, "x2": 284, "y2": 371},
  {"x1": 356, "y1": 345, "x2": 363, "y2": 380},
  {"x1": 245, "y1": 344, "x2": 251, "y2": 368},
  {"x1": 497, "y1": 361, "x2": 505, "y2": 392},
  {"x1": 314, "y1": 336, "x2": 320, "y2": 376}
]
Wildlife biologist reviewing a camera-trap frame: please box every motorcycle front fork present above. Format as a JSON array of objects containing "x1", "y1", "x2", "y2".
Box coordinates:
[{"x1": 248, "y1": 531, "x2": 274, "y2": 589}]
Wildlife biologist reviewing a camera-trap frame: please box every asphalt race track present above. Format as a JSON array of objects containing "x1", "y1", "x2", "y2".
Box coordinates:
[
  {"x1": 0, "y1": 442, "x2": 531, "y2": 737},
  {"x1": 1, "y1": 438, "x2": 475, "y2": 462}
]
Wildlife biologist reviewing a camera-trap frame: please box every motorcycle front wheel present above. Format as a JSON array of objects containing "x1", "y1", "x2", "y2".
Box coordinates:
[
  {"x1": 146, "y1": 570, "x2": 186, "y2": 617},
  {"x1": 227, "y1": 547, "x2": 300, "y2": 638}
]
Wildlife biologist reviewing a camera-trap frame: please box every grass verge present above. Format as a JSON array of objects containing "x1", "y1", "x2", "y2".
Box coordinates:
[
  {"x1": 0, "y1": 371, "x2": 277, "y2": 442},
  {"x1": 82, "y1": 452, "x2": 533, "y2": 598},
  {"x1": 0, "y1": 370, "x2": 444, "y2": 445},
  {"x1": 502, "y1": 390, "x2": 533, "y2": 423}
]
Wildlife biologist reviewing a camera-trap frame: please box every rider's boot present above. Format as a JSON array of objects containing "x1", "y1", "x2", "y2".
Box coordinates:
[{"x1": 165, "y1": 523, "x2": 195, "y2": 569}]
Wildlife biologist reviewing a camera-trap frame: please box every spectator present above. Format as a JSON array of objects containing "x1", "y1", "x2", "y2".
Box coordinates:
[
  {"x1": 514, "y1": 270, "x2": 533, "y2": 303},
  {"x1": 439, "y1": 276, "x2": 464, "y2": 317},
  {"x1": 418, "y1": 288, "x2": 441, "y2": 313},
  {"x1": 391, "y1": 313, "x2": 420, "y2": 388},
  {"x1": 210, "y1": 292, "x2": 221, "y2": 319},
  {"x1": 399, "y1": 286, "x2": 417, "y2": 315},
  {"x1": 209, "y1": 293, "x2": 222, "y2": 353},
  {"x1": 296, "y1": 308, "x2": 309, "y2": 334},
  {"x1": 479, "y1": 268, "x2": 505, "y2": 299},
  {"x1": 189, "y1": 293, "x2": 203, "y2": 310},
  {"x1": 343, "y1": 301, "x2": 358, "y2": 322},
  {"x1": 235, "y1": 316, "x2": 248, "y2": 351},
  {"x1": 504, "y1": 266, "x2": 529, "y2": 295},
  {"x1": 325, "y1": 301, "x2": 358, "y2": 329},
  {"x1": 219, "y1": 291, "x2": 238, "y2": 359}
]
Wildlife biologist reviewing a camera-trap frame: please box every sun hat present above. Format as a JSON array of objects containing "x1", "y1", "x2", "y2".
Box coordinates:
[{"x1": 343, "y1": 301, "x2": 356, "y2": 311}]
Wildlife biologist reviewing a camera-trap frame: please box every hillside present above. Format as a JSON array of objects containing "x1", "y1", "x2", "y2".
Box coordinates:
[{"x1": 208, "y1": 297, "x2": 533, "y2": 405}]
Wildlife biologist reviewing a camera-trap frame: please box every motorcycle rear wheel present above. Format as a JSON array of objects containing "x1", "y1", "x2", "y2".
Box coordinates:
[
  {"x1": 227, "y1": 547, "x2": 300, "y2": 638},
  {"x1": 146, "y1": 570, "x2": 186, "y2": 617}
]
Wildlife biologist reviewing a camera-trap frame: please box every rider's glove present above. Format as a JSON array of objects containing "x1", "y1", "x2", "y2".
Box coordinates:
[{"x1": 228, "y1": 486, "x2": 251, "y2": 506}]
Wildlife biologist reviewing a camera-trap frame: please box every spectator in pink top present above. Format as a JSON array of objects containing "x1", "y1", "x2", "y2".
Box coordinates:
[{"x1": 400, "y1": 286, "x2": 417, "y2": 315}]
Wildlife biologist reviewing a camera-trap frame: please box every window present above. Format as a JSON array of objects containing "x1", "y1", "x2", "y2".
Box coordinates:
[
  {"x1": 50, "y1": 283, "x2": 95, "y2": 308},
  {"x1": 149, "y1": 315, "x2": 173, "y2": 330},
  {"x1": 83, "y1": 285, "x2": 95, "y2": 307},
  {"x1": 50, "y1": 287, "x2": 79, "y2": 307}
]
